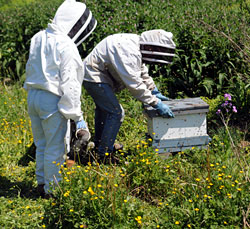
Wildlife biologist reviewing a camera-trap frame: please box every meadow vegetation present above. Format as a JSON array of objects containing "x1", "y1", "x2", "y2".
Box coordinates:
[{"x1": 0, "y1": 0, "x2": 249, "y2": 228}]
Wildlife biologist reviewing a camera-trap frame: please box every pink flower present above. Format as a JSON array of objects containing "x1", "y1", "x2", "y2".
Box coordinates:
[
  {"x1": 224, "y1": 93, "x2": 232, "y2": 101},
  {"x1": 232, "y1": 106, "x2": 237, "y2": 113},
  {"x1": 216, "y1": 109, "x2": 221, "y2": 115}
]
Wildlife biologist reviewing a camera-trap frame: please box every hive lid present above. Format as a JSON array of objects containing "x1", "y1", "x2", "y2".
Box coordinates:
[{"x1": 144, "y1": 97, "x2": 209, "y2": 118}]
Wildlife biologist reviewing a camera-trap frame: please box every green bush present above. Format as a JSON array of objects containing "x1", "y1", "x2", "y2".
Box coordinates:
[
  {"x1": 0, "y1": 0, "x2": 62, "y2": 81},
  {"x1": 1, "y1": 0, "x2": 249, "y2": 97}
]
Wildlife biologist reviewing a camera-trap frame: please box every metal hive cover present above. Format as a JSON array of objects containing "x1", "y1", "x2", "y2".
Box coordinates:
[{"x1": 144, "y1": 97, "x2": 209, "y2": 118}]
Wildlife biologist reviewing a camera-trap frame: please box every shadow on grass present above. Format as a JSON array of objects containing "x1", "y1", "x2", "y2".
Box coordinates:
[
  {"x1": 18, "y1": 142, "x2": 36, "y2": 166},
  {"x1": 0, "y1": 143, "x2": 41, "y2": 199},
  {"x1": 0, "y1": 175, "x2": 40, "y2": 199}
]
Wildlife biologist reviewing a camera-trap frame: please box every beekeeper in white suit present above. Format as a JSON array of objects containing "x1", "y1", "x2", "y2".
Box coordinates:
[
  {"x1": 83, "y1": 29, "x2": 176, "y2": 163},
  {"x1": 24, "y1": 0, "x2": 96, "y2": 198}
]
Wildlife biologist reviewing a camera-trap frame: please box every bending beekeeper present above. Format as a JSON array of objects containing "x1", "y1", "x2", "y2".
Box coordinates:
[
  {"x1": 24, "y1": 0, "x2": 97, "y2": 198},
  {"x1": 82, "y1": 29, "x2": 175, "y2": 162}
]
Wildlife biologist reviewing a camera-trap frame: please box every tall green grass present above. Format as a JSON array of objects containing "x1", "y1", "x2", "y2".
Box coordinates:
[
  {"x1": 0, "y1": 82, "x2": 249, "y2": 228},
  {"x1": 0, "y1": 0, "x2": 249, "y2": 227}
]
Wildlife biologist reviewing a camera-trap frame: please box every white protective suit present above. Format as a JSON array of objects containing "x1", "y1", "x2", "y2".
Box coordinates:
[
  {"x1": 82, "y1": 30, "x2": 175, "y2": 156},
  {"x1": 24, "y1": 0, "x2": 96, "y2": 194},
  {"x1": 83, "y1": 30, "x2": 175, "y2": 106}
]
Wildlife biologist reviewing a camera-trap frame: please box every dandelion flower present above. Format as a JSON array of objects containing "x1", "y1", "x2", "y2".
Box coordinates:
[
  {"x1": 124, "y1": 200, "x2": 127, "y2": 203},
  {"x1": 175, "y1": 221, "x2": 180, "y2": 225},
  {"x1": 88, "y1": 187, "x2": 95, "y2": 195},
  {"x1": 135, "y1": 216, "x2": 142, "y2": 224},
  {"x1": 194, "y1": 208, "x2": 199, "y2": 211}
]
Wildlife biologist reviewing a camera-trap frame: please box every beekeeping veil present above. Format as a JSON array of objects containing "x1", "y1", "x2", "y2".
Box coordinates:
[
  {"x1": 140, "y1": 29, "x2": 176, "y2": 64},
  {"x1": 51, "y1": 0, "x2": 97, "y2": 46}
]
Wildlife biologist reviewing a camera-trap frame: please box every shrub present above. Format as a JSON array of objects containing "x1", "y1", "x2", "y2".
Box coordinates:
[{"x1": 0, "y1": 0, "x2": 249, "y2": 99}]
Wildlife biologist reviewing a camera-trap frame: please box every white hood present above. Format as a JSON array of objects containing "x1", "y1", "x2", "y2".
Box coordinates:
[
  {"x1": 49, "y1": 0, "x2": 97, "y2": 46},
  {"x1": 140, "y1": 29, "x2": 176, "y2": 64}
]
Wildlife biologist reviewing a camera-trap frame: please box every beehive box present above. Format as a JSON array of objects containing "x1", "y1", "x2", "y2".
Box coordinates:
[{"x1": 144, "y1": 97, "x2": 210, "y2": 156}]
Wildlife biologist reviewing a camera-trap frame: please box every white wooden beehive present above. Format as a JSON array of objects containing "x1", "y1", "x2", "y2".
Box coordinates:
[{"x1": 144, "y1": 97, "x2": 210, "y2": 155}]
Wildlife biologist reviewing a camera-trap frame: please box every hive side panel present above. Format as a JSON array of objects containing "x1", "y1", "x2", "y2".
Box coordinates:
[{"x1": 151, "y1": 113, "x2": 207, "y2": 140}]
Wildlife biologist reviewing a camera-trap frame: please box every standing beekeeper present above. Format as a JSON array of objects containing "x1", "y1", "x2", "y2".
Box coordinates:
[
  {"x1": 82, "y1": 29, "x2": 176, "y2": 163},
  {"x1": 24, "y1": 0, "x2": 97, "y2": 198}
]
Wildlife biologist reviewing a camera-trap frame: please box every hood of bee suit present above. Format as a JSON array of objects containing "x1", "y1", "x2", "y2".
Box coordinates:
[
  {"x1": 139, "y1": 29, "x2": 176, "y2": 64},
  {"x1": 50, "y1": 0, "x2": 97, "y2": 46}
]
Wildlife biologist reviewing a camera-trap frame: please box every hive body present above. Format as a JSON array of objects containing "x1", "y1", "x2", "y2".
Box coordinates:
[{"x1": 144, "y1": 97, "x2": 210, "y2": 155}]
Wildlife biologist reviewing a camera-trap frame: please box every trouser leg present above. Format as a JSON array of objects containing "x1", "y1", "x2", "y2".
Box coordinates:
[
  {"x1": 94, "y1": 105, "x2": 107, "y2": 147},
  {"x1": 29, "y1": 116, "x2": 46, "y2": 185},
  {"x1": 27, "y1": 89, "x2": 67, "y2": 194},
  {"x1": 42, "y1": 111, "x2": 67, "y2": 194},
  {"x1": 83, "y1": 82, "x2": 124, "y2": 156},
  {"x1": 27, "y1": 90, "x2": 46, "y2": 186}
]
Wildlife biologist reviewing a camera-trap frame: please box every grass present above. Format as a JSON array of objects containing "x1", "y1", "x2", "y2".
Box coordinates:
[{"x1": 0, "y1": 82, "x2": 249, "y2": 228}]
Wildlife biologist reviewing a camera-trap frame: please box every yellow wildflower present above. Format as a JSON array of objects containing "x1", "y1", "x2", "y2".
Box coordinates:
[
  {"x1": 88, "y1": 187, "x2": 95, "y2": 195},
  {"x1": 135, "y1": 216, "x2": 142, "y2": 224}
]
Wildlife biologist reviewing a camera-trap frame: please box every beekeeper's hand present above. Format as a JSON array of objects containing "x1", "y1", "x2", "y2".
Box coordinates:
[
  {"x1": 75, "y1": 119, "x2": 87, "y2": 130},
  {"x1": 152, "y1": 87, "x2": 170, "y2": 101},
  {"x1": 153, "y1": 100, "x2": 174, "y2": 118}
]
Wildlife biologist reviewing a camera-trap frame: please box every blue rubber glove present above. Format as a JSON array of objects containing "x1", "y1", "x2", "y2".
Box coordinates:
[
  {"x1": 152, "y1": 87, "x2": 170, "y2": 101},
  {"x1": 153, "y1": 100, "x2": 175, "y2": 118},
  {"x1": 75, "y1": 119, "x2": 87, "y2": 130}
]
